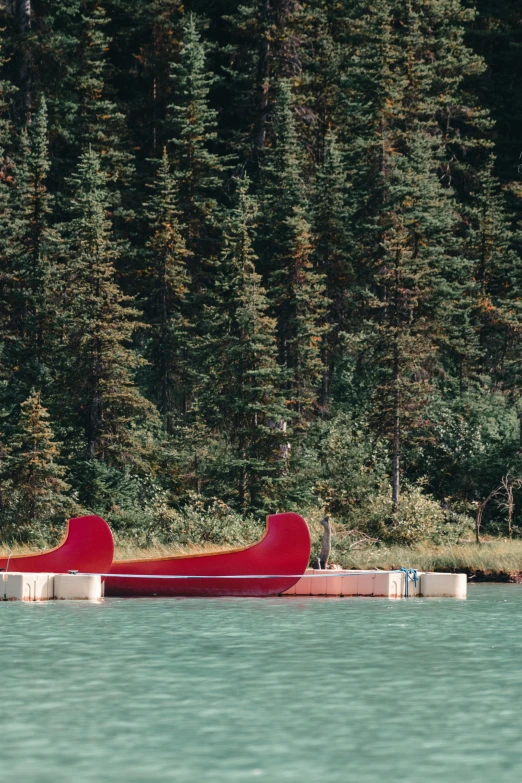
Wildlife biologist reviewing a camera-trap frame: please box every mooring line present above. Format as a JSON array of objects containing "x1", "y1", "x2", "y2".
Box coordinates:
[{"x1": 73, "y1": 569, "x2": 418, "y2": 581}]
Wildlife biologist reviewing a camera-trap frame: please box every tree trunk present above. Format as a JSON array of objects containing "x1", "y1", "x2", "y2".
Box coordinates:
[
  {"x1": 392, "y1": 410, "x2": 400, "y2": 513},
  {"x1": 475, "y1": 505, "x2": 483, "y2": 544},
  {"x1": 253, "y1": 0, "x2": 271, "y2": 154},
  {"x1": 239, "y1": 443, "x2": 248, "y2": 512},
  {"x1": 392, "y1": 332, "x2": 400, "y2": 514},
  {"x1": 318, "y1": 516, "x2": 331, "y2": 569}
]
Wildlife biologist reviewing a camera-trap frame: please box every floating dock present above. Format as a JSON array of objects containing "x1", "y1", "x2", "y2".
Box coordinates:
[
  {"x1": 2, "y1": 572, "x2": 102, "y2": 601},
  {"x1": 1, "y1": 569, "x2": 467, "y2": 600},
  {"x1": 282, "y1": 569, "x2": 467, "y2": 599}
]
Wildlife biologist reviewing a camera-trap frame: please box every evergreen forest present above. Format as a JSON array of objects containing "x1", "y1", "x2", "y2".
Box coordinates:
[{"x1": 2, "y1": 0, "x2": 522, "y2": 555}]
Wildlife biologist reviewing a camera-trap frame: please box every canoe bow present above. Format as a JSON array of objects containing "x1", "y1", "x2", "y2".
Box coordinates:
[{"x1": 0, "y1": 515, "x2": 114, "y2": 575}]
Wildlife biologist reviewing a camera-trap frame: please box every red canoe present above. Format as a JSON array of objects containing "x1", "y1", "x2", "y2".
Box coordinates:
[
  {"x1": 105, "y1": 512, "x2": 311, "y2": 597},
  {"x1": 0, "y1": 515, "x2": 114, "y2": 575}
]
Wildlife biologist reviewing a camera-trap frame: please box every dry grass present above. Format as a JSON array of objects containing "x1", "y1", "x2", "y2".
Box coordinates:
[
  {"x1": 340, "y1": 539, "x2": 522, "y2": 576},
  {"x1": 0, "y1": 543, "x2": 39, "y2": 558}
]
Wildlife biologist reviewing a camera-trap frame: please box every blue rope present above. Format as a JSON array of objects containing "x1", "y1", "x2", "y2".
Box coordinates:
[{"x1": 399, "y1": 567, "x2": 418, "y2": 597}]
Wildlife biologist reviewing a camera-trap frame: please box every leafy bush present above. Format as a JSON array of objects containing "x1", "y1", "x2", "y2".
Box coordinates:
[
  {"x1": 365, "y1": 486, "x2": 445, "y2": 545},
  {"x1": 312, "y1": 412, "x2": 388, "y2": 522},
  {"x1": 109, "y1": 497, "x2": 264, "y2": 549}
]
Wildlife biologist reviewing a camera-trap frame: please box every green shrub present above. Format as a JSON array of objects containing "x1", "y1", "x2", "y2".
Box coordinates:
[
  {"x1": 364, "y1": 485, "x2": 445, "y2": 545},
  {"x1": 109, "y1": 497, "x2": 264, "y2": 549}
]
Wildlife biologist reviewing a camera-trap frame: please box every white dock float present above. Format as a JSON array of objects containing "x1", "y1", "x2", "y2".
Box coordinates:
[
  {"x1": 54, "y1": 573, "x2": 102, "y2": 601},
  {"x1": 2, "y1": 572, "x2": 55, "y2": 601},
  {"x1": 420, "y1": 572, "x2": 467, "y2": 599},
  {"x1": 1, "y1": 572, "x2": 102, "y2": 601},
  {"x1": 283, "y1": 569, "x2": 466, "y2": 599}
]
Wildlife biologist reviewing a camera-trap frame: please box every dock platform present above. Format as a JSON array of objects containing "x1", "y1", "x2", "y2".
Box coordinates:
[{"x1": 282, "y1": 569, "x2": 466, "y2": 598}]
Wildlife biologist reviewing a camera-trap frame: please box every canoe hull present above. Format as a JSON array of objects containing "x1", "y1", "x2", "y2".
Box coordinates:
[
  {"x1": 105, "y1": 512, "x2": 311, "y2": 597},
  {"x1": 0, "y1": 515, "x2": 114, "y2": 575}
]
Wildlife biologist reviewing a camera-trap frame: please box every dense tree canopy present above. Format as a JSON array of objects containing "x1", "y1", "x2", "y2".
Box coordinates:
[{"x1": 1, "y1": 0, "x2": 522, "y2": 545}]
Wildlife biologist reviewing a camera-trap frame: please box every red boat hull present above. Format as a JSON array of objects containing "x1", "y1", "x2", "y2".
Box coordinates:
[
  {"x1": 0, "y1": 515, "x2": 114, "y2": 575},
  {"x1": 105, "y1": 512, "x2": 311, "y2": 597}
]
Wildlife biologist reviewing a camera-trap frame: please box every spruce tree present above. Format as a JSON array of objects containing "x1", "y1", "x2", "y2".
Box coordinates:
[
  {"x1": 338, "y1": 0, "x2": 486, "y2": 511},
  {"x1": 201, "y1": 178, "x2": 288, "y2": 511},
  {"x1": 60, "y1": 146, "x2": 155, "y2": 469},
  {"x1": 167, "y1": 13, "x2": 223, "y2": 282},
  {"x1": 144, "y1": 147, "x2": 191, "y2": 429},
  {"x1": 467, "y1": 161, "x2": 522, "y2": 373},
  {"x1": 0, "y1": 38, "x2": 18, "y2": 500},
  {"x1": 311, "y1": 127, "x2": 352, "y2": 405},
  {"x1": 366, "y1": 132, "x2": 459, "y2": 512},
  {"x1": 116, "y1": 0, "x2": 185, "y2": 158},
  {"x1": 467, "y1": 0, "x2": 522, "y2": 187},
  {"x1": 222, "y1": 0, "x2": 309, "y2": 158},
  {"x1": 2, "y1": 390, "x2": 72, "y2": 538},
  {"x1": 3, "y1": 0, "x2": 33, "y2": 124},
  {"x1": 0, "y1": 97, "x2": 57, "y2": 423},
  {"x1": 74, "y1": 0, "x2": 133, "y2": 192},
  {"x1": 16, "y1": 98, "x2": 55, "y2": 363},
  {"x1": 259, "y1": 79, "x2": 328, "y2": 421},
  {"x1": 465, "y1": 159, "x2": 522, "y2": 435}
]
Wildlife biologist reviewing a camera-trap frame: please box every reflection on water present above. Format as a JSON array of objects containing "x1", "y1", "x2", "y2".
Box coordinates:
[{"x1": 2, "y1": 585, "x2": 522, "y2": 782}]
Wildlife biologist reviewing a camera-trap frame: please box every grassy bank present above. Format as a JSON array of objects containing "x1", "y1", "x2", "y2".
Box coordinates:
[
  {"x1": 2, "y1": 538, "x2": 522, "y2": 581},
  {"x1": 335, "y1": 540, "x2": 522, "y2": 581}
]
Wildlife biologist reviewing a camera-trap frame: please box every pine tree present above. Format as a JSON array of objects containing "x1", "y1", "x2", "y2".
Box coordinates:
[
  {"x1": 60, "y1": 146, "x2": 155, "y2": 468},
  {"x1": 201, "y1": 178, "x2": 288, "y2": 511},
  {"x1": 0, "y1": 42, "x2": 19, "y2": 354},
  {"x1": 144, "y1": 0, "x2": 185, "y2": 156},
  {"x1": 259, "y1": 80, "x2": 328, "y2": 421},
  {"x1": 2, "y1": 390, "x2": 72, "y2": 537},
  {"x1": 144, "y1": 147, "x2": 191, "y2": 429},
  {"x1": 305, "y1": 5, "x2": 345, "y2": 129}
]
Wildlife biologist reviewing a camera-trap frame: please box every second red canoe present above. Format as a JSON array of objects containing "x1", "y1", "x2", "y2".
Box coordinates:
[{"x1": 105, "y1": 512, "x2": 311, "y2": 597}]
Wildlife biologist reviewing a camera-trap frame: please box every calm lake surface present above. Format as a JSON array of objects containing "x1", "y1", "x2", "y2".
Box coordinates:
[{"x1": 2, "y1": 585, "x2": 522, "y2": 782}]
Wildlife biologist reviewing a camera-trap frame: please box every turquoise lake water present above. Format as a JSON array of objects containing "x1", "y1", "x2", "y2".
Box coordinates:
[{"x1": 2, "y1": 585, "x2": 522, "y2": 782}]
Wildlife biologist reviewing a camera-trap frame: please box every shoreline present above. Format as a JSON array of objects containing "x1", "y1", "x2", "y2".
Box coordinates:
[
  {"x1": 2, "y1": 538, "x2": 522, "y2": 583},
  {"x1": 330, "y1": 539, "x2": 522, "y2": 584}
]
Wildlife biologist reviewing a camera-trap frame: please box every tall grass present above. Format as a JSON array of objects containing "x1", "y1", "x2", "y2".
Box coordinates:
[{"x1": 340, "y1": 540, "x2": 522, "y2": 576}]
